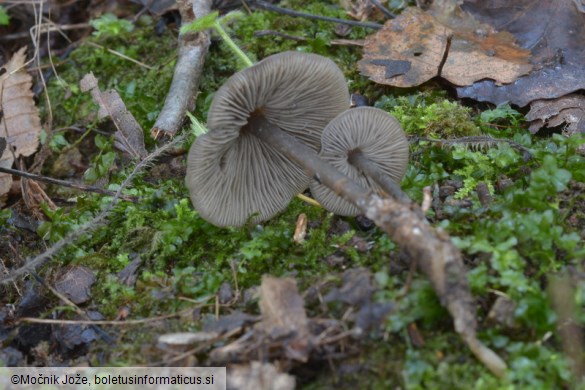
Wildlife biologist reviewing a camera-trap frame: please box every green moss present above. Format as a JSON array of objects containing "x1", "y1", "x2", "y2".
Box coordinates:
[{"x1": 376, "y1": 93, "x2": 482, "y2": 137}]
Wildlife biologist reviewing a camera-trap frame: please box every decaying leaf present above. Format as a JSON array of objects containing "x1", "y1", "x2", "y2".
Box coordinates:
[
  {"x1": 257, "y1": 276, "x2": 310, "y2": 362},
  {"x1": 457, "y1": 0, "x2": 585, "y2": 107},
  {"x1": 324, "y1": 268, "x2": 373, "y2": 306},
  {"x1": 341, "y1": 0, "x2": 385, "y2": 22},
  {"x1": 204, "y1": 311, "x2": 260, "y2": 334},
  {"x1": 21, "y1": 178, "x2": 57, "y2": 219},
  {"x1": 486, "y1": 295, "x2": 518, "y2": 329},
  {"x1": 54, "y1": 266, "x2": 96, "y2": 304},
  {"x1": 358, "y1": 6, "x2": 531, "y2": 87},
  {"x1": 0, "y1": 150, "x2": 12, "y2": 207},
  {"x1": 526, "y1": 94, "x2": 585, "y2": 136},
  {"x1": 0, "y1": 47, "x2": 42, "y2": 205},
  {"x1": 80, "y1": 73, "x2": 147, "y2": 159},
  {"x1": 228, "y1": 361, "x2": 295, "y2": 390}
]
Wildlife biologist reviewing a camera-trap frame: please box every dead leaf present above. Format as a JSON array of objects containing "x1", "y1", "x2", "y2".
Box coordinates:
[
  {"x1": 0, "y1": 152, "x2": 12, "y2": 207},
  {"x1": 228, "y1": 361, "x2": 295, "y2": 390},
  {"x1": 203, "y1": 311, "x2": 260, "y2": 334},
  {"x1": 80, "y1": 73, "x2": 147, "y2": 159},
  {"x1": 324, "y1": 268, "x2": 373, "y2": 306},
  {"x1": 21, "y1": 178, "x2": 57, "y2": 219},
  {"x1": 526, "y1": 94, "x2": 585, "y2": 135},
  {"x1": 52, "y1": 311, "x2": 103, "y2": 354},
  {"x1": 358, "y1": 6, "x2": 531, "y2": 87},
  {"x1": 486, "y1": 295, "x2": 518, "y2": 329},
  {"x1": 0, "y1": 47, "x2": 42, "y2": 205},
  {"x1": 457, "y1": 0, "x2": 585, "y2": 107},
  {"x1": 341, "y1": 0, "x2": 384, "y2": 22},
  {"x1": 54, "y1": 266, "x2": 96, "y2": 304},
  {"x1": 116, "y1": 255, "x2": 143, "y2": 286},
  {"x1": 257, "y1": 276, "x2": 310, "y2": 362},
  {"x1": 354, "y1": 301, "x2": 394, "y2": 334}
]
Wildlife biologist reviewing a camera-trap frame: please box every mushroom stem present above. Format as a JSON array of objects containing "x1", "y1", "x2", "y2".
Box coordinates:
[
  {"x1": 248, "y1": 122, "x2": 507, "y2": 378},
  {"x1": 249, "y1": 120, "x2": 373, "y2": 206},
  {"x1": 348, "y1": 150, "x2": 410, "y2": 204}
]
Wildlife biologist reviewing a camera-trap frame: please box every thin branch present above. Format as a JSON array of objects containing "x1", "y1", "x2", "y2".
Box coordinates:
[
  {"x1": 0, "y1": 166, "x2": 137, "y2": 201},
  {"x1": 19, "y1": 300, "x2": 212, "y2": 326},
  {"x1": 251, "y1": 0, "x2": 382, "y2": 30},
  {"x1": 0, "y1": 134, "x2": 186, "y2": 285},
  {"x1": 151, "y1": 0, "x2": 212, "y2": 138},
  {"x1": 85, "y1": 42, "x2": 154, "y2": 70},
  {"x1": 0, "y1": 23, "x2": 90, "y2": 41}
]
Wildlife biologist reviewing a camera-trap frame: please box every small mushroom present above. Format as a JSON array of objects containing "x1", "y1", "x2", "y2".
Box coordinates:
[
  {"x1": 186, "y1": 51, "x2": 349, "y2": 227},
  {"x1": 310, "y1": 107, "x2": 409, "y2": 216}
]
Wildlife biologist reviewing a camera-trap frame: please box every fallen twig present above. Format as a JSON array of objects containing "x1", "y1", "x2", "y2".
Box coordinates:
[
  {"x1": 0, "y1": 166, "x2": 137, "y2": 201},
  {"x1": 151, "y1": 0, "x2": 212, "y2": 138}
]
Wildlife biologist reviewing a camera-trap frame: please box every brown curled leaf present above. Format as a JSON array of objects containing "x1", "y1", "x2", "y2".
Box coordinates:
[
  {"x1": 80, "y1": 73, "x2": 147, "y2": 159},
  {"x1": 0, "y1": 47, "x2": 42, "y2": 206}
]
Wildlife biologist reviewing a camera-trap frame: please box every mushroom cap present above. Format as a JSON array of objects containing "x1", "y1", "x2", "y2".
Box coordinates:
[
  {"x1": 186, "y1": 51, "x2": 350, "y2": 227},
  {"x1": 309, "y1": 107, "x2": 409, "y2": 216}
]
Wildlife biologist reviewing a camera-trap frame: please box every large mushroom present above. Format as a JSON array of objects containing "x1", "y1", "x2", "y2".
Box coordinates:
[
  {"x1": 186, "y1": 51, "x2": 350, "y2": 227},
  {"x1": 310, "y1": 107, "x2": 410, "y2": 216}
]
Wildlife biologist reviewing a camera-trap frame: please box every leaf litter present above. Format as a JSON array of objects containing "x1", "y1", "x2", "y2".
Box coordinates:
[
  {"x1": 0, "y1": 47, "x2": 42, "y2": 205},
  {"x1": 199, "y1": 271, "x2": 397, "y2": 385},
  {"x1": 80, "y1": 73, "x2": 147, "y2": 159},
  {"x1": 360, "y1": 0, "x2": 585, "y2": 134},
  {"x1": 358, "y1": 4, "x2": 532, "y2": 87},
  {"x1": 456, "y1": 0, "x2": 585, "y2": 133}
]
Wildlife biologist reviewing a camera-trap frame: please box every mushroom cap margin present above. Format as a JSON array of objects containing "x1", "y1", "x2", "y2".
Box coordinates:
[{"x1": 310, "y1": 107, "x2": 409, "y2": 216}]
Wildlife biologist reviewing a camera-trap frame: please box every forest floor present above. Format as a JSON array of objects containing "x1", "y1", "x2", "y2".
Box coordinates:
[{"x1": 1, "y1": 0, "x2": 584, "y2": 389}]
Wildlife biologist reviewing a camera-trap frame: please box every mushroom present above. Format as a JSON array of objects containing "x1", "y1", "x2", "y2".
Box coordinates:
[
  {"x1": 186, "y1": 51, "x2": 350, "y2": 227},
  {"x1": 186, "y1": 53, "x2": 507, "y2": 375},
  {"x1": 309, "y1": 107, "x2": 409, "y2": 216}
]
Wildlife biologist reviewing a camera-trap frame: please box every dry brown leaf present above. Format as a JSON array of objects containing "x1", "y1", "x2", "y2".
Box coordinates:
[
  {"x1": 21, "y1": 178, "x2": 57, "y2": 219},
  {"x1": 457, "y1": 0, "x2": 585, "y2": 107},
  {"x1": 257, "y1": 276, "x2": 310, "y2": 362},
  {"x1": 0, "y1": 47, "x2": 42, "y2": 206},
  {"x1": 80, "y1": 73, "x2": 147, "y2": 159},
  {"x1": 54, "y1": 266, "x2": 96, "y2": 305},
  {"x1": 358, "y1": 6, "x2": 531, "y2": 87},
  {"x1": 0, "y1": 157, "x2": 13, "y2": 207},
  {"x1": 526, "y1": 94, "x2": 585, "y2": 136}
]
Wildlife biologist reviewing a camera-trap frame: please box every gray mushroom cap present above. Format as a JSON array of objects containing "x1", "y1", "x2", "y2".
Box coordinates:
[
  {"x1": 186, "y1": 51, "x2": 350, "y2": 227},
  {"x1": 309, "y1": 107, "x2": 409, "y2": 216}
]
